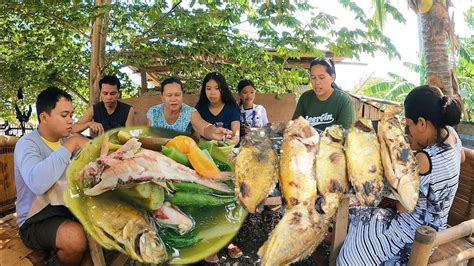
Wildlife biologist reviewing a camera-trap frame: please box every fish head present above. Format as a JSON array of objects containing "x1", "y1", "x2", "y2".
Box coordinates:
[
  {"x1": 123, "y1": 219, "x2": 168, "y2": 263},
  {"x1": 354, "y1": 118, "x2": 374, "y2": 133},
  {"x1": 139, "y1": 230, "x2": 168, "y2": 264},
  {"x1": 324, "y1": 125, "x2": 344, "y2": 144}
]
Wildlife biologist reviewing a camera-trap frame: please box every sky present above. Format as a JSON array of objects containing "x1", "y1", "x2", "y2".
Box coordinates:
[{"x1": 124, "y1": 0, "x2": 473, "y2": 92}]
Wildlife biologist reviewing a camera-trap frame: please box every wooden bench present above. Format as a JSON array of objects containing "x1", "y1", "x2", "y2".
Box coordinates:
[
  {"x1": 409, "y1": 220, "x2": 474, "y2": 265},
  {"x1": 0, "y1": 213, "x2": 49, "y2": 265},
  {"x1": 0, "y1": 213, "x2": 127, "y2": 266},
  {"x1": 327, "y1": 199, "x2": 474, "y2": 266}
]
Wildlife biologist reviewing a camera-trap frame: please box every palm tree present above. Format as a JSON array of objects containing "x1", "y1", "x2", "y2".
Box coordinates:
[
  {"x1": 410, "y1": 0, "x2": 457, "y2": 95},
  {"x1": 371, "y1": 0, "x2": 457, "y2": 95}
]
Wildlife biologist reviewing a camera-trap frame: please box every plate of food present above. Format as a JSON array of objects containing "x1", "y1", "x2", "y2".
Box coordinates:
[{"x1": 64, "y1": 126, "x2": 246, "y2": 264}]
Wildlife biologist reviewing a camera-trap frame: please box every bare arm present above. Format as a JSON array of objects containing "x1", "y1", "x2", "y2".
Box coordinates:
[
  {"x1": 229, "y1": 120, "x2": 240, "y2": 144},
  {"x1": 125, "y1": 106, "x2": 135, "y2": 127},
  {"x1": 191, "y1": 112, "x2": 231, "y2": 141},
  {"x1": 71, "y1": 107, "x2": 104, "y2": 135}
]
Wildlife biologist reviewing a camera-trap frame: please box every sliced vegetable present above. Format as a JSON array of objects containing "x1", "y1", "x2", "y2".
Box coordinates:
[
  {"x1": 166, "y1": 192, "x2": 235, "y2": 207},
  {"x1": 117, "y1": 130, "x2": 133, "y2": 144},
  {"x1": 171, "y1": 181, "x2": 233, "y2": 196},
  {"x1": 115, "y1": 183, "x2": 165, "y2": 210},
  {"x1": 161, "y1": 146, "x2": 190, "y2": 166},
  {"x1": 188, "y1": 145, "x2": 220, "y2": 178},
  {"x1": 171, "y1": 182, "x2": 214, "y2": 195},
  {"x1": 166, "y1": 135, "x2": 197, "y2": 154},
  {"x1": 214, "y1": 159, "x2": 231, "y2": 171},
  {"x1": 108, "y1": 142, "x2": 123, "y2": 151},
  {"x1": 198, "y1": 140, "x2": 235, "y2": 171},
  {"x1": 158, "y1": 228, "x2": 201, "y2": 249}
]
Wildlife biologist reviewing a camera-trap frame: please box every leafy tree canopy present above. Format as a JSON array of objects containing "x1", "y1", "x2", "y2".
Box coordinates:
[{"x1": 0, "y1": 0, "x2": 400, "y2": 124}]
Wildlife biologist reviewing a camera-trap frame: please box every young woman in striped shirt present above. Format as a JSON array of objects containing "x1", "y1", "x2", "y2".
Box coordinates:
[{"x1": 337, "y1": 85, "x2": 466, "y2": 265}]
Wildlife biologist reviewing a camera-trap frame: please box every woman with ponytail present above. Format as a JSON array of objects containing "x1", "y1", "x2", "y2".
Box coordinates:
[
  {"x1": 337, "y1": 85, "x2": 466, "y2": 265},
  {"x1": 292, "y1": 57, "x2": 355, "y2": 130}
]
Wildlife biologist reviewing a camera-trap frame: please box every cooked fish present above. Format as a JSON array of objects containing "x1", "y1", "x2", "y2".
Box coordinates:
[
  {"x1": 258, "y1": 204, "x2": 328, "y2": 265},
  {"x1": 378, "y1": 107, "x2": 419, "y2": 211},
  {"x1": 86, "y1": 196, "x2": 167, "y2": 264},
  {"x1": 152, "y1": 202, "x2": 194, "y2": 234},
  {"x1": 79, "y1": 138, "x2": 232, "y2": 195},
  {"x1": 345, "y1": 118, "x2": 384, "y2": 206},
  {"x1": 315, "y1": 125, "x2": 348, "y2": 216},
  {"x1": 259, "y1": 117, "x2": 325, "y2": 265},
  {"x1": 279, "y1": 117, "x2": 319, "y2": 208},
  {"x1": 235, "y1": 132, "x2": 279, "y2": 213}
]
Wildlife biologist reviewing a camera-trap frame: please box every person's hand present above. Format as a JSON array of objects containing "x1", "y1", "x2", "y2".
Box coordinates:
[
  {"x1": 88, "y1": 121, "x2": 104, "y2": 135},
  {"x1": 212, "y1": 127, "x2": 233, "y2": 142},
  {"x1": 63, "y1": 135, "x2": 90, "y2": 153}
]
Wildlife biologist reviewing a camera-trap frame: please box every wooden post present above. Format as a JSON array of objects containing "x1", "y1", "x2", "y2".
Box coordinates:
[
  {"x1": 329, "y1": 196, "x2": 349, "y2": 266},
  {"x1": 86, "y1": 234, "x2": 106, "y2": 266},
  {"x1": 408, "y1": 225, "x2": 436, "y2": 266},
  {"x1": 140, "y1": 70, "x2": 148, "y2": 95}
]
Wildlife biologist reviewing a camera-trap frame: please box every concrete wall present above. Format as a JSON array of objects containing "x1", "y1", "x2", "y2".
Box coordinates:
[{"x1": 121, "y1": 93, "x2": 297, "y2": 126}]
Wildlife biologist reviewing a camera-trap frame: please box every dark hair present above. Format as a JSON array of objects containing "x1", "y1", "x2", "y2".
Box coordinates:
[
  {"x1": 237, "y1": 79, "x2": 255, "y2": 106},
  {"x1": 160, "y1": 77, "x2": 183, "y2": 93},
  {"x1": 36, "y1": 87, "x2": 72, "y2": 123},
  {"x1": 196, "y1": 72, "x2": 238, "y2": 108},
  {"x1": 404, "y1": 85, "x2": 462, "y2": 146},
  {"x1": 237, "y1": 79, "x2": 255, "y2": 93},
  {"x1": 310, "y1": 57, "x2": 338, "y2": 89},
  {"x1": 99, "y1": 75, "x2": 121, "y2": 91}
]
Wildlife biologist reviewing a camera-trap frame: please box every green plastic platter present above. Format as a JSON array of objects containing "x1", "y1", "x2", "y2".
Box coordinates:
[{"x1": 64, "y1": 126, "x2": 247, "y2": 264}]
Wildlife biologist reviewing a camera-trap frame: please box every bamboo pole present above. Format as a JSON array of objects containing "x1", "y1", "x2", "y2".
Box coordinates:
[
  {"x1": 329, "y1": 196, "x2": 349, "y2": 266},
  {"x1": 434, "y1": 220, "x2": 474, "y2": 247},
  {"x1": 86, "y1": 234, "x2": 106, "y2": 266},
  {"x1": 408, "y1": 225, "x2": 436, "y2": 266}
]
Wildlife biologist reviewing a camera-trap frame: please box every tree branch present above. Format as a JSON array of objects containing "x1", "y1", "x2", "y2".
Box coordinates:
[
  {"x1": 56, "y1": 79, "x2": 89, "y2": 104},
  {"x1": 103, "y1": 0, "x2": 182, "y2": 70},
  {"x1": 44, "y1": 6, "x2": 91, "y2": 41}
]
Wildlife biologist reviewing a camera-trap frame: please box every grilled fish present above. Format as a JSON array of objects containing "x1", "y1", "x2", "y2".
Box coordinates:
[
  {"x1": 345, "y1": 118, "x2": 384, "y2": 206},
  {"x1": 258, "y1": 204, "x2": 328, "y2": 265},
  {"x1": 79, "y1": 138, "x2": 232, "y2": 195},
  {"x1": 259, "y1": 117, "x2": 324, "y2": 265},
  {"x1": 86, "y1": 196, "x2": 167, "y2": 264},
  {"x1": 279, "y1": 117, "x2": 319, "y2": 208},
  {"x1": 315, "y1": 125, "x2": 348, "y2": 216},
  {"x1": 378, "y1": 107, "x2": 419, "y2": 211},
  {"x1": 235, "y1": 132, "x2": 279, "y2": 213}
]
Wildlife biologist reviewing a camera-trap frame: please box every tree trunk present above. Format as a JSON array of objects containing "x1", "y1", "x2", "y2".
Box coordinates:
[
  {"x1": 89, "y1": 0, "x2": 111, "y2": 105},
  {"x1": 420, "y1": 0, "x2": 453, "y2": 95}
]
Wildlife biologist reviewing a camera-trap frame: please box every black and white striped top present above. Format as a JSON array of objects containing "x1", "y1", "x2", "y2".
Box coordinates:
[{"x1": 337, "y1": 127, "x2": 462, "y2": 265}]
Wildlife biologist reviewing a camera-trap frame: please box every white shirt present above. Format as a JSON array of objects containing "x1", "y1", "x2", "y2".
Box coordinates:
[{"x1": 239, "y1": 104, "x2": 269, "y2": 128}]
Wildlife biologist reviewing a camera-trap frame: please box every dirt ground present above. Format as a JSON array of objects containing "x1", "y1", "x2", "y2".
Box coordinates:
[{"x1": 198, "y1": 207, "x2": 331, "y2": 266}]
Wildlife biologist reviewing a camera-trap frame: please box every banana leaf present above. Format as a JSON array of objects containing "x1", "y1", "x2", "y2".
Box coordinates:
[{"x1": 64, "y1": 126, "x2": 247, "y2": 264}]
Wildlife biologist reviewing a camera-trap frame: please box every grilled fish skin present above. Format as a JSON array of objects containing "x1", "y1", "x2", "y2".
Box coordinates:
[
  {"x1": 80, "y1": 138, "x2": 232, "y2": 195},
  {"x1": 316, "y1": 125, "x2": 348, "y2": 216},
  {"x1": 378, "y1": 107, "x2": 419, "y2": 211},
  {"x1": 345, "y1": 118, "x2": 384, "y2": 206},
  {"x1": 86, "y1": 196, "x2": 167, "y2": 264},
  {"x1": 235, "y1": 132, "x2": 279, "y2": 213},
  {"x1": 279, "y1": 117, "x2": 319, "y2": 208},
  {"x1": 258, "y1": 204, "x2": 328, "y2": 265}
]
